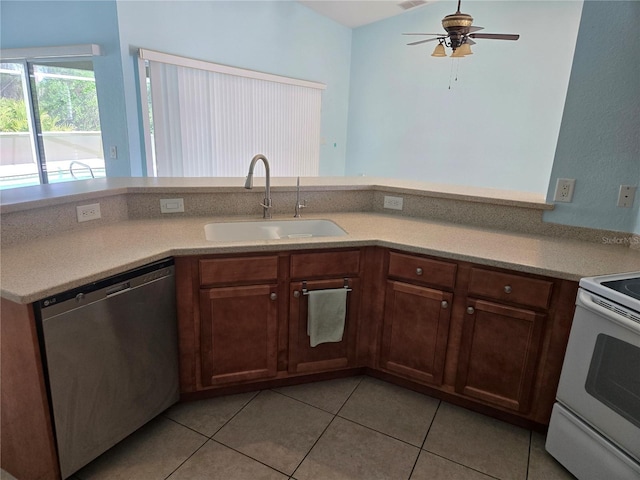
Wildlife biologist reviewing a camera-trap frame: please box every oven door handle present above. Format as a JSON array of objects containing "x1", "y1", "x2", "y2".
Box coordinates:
[{"x1": 577, "y1": 289, "x2": 640, "y2": 334}]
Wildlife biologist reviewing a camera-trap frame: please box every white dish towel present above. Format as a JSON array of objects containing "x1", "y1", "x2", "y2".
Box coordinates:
[{"x1": 307, "y1": 288, "x2": 347, "y2": 347}]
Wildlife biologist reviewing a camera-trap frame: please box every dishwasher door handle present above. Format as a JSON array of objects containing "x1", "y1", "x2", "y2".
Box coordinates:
[{"x1": 106, "y1": 282, "x2": 131, "y2": 297}]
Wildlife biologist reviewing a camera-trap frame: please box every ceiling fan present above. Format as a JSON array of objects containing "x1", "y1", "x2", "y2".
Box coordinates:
[{"x1": 403, "y1": 0, "x2": 519, "y2": 57}]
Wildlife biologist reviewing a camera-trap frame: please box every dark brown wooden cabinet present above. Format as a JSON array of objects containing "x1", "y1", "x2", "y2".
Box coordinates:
[
  {"x1": 288, "y1": 250, "x2": 362, "y2": 374},
  {"x1": 455, "y1": 298, "x2": 546, "y2": 412},
  {"x1": 194, "y1": 255, "x2": 281, "y2": 388},
  {"x1": 380, "y1": 253, "x2": 456, "y2": 385},
  {"x1": 175, "y1": 248, "x2": 577, "y2": 428},
  {"x1": 199, "y1": 284, "x2": 279, "y2": 386},
  {"x1": 454, "y1": 267, "x2": 554, "y2": 413}
]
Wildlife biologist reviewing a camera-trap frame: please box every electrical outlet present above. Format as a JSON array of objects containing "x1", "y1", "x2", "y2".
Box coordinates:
[
  {"x1": 76, "y1": 203, "x2": 101, "y2": 222},
  {"x1": 383, "y1": 195, "x2": 404, "y2": 210},
  {"x1": 553, "y1": 178, "x2": 576, "y2": 203},
  {"x1": 617, "y1": 185, "x2": 637, "y2": 208},
  {"x1": 160, "y1": 198, "x2": 185, "y2": 213}
]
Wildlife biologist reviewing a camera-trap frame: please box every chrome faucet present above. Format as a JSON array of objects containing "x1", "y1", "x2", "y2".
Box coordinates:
[
  {"x1": 244, "y1": 154, "x2": 272, "y2": 219},
  {"x1": 294, "y1": 176, "x2": 307, "y2": 218}
]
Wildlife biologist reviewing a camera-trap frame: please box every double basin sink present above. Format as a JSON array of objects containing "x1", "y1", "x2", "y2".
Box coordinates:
[{"x1": 204, "y1": 219, "x2": 348, "y2": 242}]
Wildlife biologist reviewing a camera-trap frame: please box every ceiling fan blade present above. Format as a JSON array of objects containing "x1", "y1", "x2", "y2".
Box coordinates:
[
  {"x1": 407, "y1": 38, "x2": 440, "y2": 46},
  {"x1": 402, "y1": 33, "x2": 445, "y2": 36},
  {"x1": 469, "y1": 33, "x2": 520, "y2": 41},
  {"x1": 468, "y1": 26, "x2": 484, "y2": 33},
  {"x1": 466, "y1": 38, "x2": 476, "y2": 46}
]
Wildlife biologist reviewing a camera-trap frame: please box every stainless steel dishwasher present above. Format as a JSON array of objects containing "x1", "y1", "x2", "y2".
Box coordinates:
[{"x1": 36, "y1": 258, "x2": 179, "y2": 479}]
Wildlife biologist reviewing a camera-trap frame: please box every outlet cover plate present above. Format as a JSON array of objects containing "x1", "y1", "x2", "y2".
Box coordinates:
[
  {"x1": 617, "y1": 185, "x2": 637, "y2": 208},
  {"x1": 160, "y1": 198, "x2": 185, "y2": 213},
  {"x1": 553, "y1": 178, "x2": 576, "y2": 203},
  {"x1": 76, "y1": 203, "x2": 101, "y2": 222},
  {"x1": 383, "y1": 195, "x2": 404, "y2": 210}
]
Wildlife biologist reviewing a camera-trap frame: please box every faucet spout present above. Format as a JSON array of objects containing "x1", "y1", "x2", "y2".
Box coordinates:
[{"x1": 244, "y1": 154, "x2": 272, "y2": 219}]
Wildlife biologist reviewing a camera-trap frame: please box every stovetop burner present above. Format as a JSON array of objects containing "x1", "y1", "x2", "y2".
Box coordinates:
[{"x1": 601, "y1": 277, "x2": 640, "y2": 301}]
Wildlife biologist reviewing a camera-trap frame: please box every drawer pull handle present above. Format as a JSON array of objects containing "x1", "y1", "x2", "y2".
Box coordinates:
[
  {"x1": 504, "y1": 285, "x2": 512, "y2": 294},
  {"x1": 466, "y1": 306, "x2": 475, "y2": 315},
  {"x1": 416, "y1": 267, "x2": 423, "y2": 276},
  {"x1": 270, "y1": 293, "x2": 278, "y2": 301},
  {"x1": 441, "y1": 300, "x2": 449, "y2": 309}
]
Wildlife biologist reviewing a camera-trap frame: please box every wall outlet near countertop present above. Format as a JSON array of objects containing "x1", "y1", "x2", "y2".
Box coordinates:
[
  {"x1": 553, "y1": 178, "x2": 576, "y2": 203},
  {"x1": 160, "y1": 198, "x2": 185, "y2": 213},
  {"x1": 383, "y1": 195, "x2": 404, "y2": 210},
  {"x1": 76, "y1": 203, "x2": 101, "y2": 222}
]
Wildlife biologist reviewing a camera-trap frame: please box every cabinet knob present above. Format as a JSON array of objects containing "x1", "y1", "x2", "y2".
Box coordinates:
[
  {"x1": 441, "y1": 300, "x2": 449, "y2": 309},
  {"x1": 466, "y1": 306, "x2": 475, "y2": 314},
  {"x1": 293, "y1": 290, "x2": 300, "y2": 298},
  {"x1": 270, "y1": 293, "x2": 277, "y2": 301},
  {"x1": 416, "y1": 267, "x2": 423, "y2": 276},
  {"x1": 504, "y1": 285, "x2": 512, "y2": 294}
]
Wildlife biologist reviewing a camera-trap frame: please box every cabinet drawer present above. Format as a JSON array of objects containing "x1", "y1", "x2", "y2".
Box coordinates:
[
  {"x1": 290, "y1": 250, "x2": 360, "y2": 279},
  {"x1": 199, "y1": 256, "x2": 278, "y2": 285},
  {"x1": 388, "y1": 252, "x2": 456, "y2": 289},
  {"x1": 468, "y1": 268, "x2": 553, "y2": 310}
]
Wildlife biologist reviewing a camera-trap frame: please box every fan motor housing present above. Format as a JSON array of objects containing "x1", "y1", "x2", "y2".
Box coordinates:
[{"x1": 442, "y1": 12, "x2": 474, "y2": 34}]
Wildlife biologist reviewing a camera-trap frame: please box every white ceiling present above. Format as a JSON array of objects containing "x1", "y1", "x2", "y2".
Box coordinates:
[{"x1": 297, "y1": 1, "x2": 436, "y2": 29}]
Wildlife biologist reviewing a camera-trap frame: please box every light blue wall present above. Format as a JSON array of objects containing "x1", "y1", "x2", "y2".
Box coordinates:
[
  {"x1": 543, "y1": 1, "x2": 640, "y2": 233},
  {"x1": 0, "y1": 1, "x2": 134, "y2": 177},
  {"x1": 115, "y1": 0, "x2": 352, "y2": 176},
  {"x1": 345, "y1": 1, "x2": 583, "y2": 194}
]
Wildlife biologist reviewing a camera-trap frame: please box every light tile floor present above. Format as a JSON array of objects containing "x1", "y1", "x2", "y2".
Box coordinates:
[{"x1": 59, "y1": 376, "x2": 576, "y2": 480}]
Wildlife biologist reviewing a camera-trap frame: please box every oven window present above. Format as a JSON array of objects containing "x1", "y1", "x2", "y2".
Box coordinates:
[{"x1": 585, "y1": 334, "x2": 640, "y2": 429}]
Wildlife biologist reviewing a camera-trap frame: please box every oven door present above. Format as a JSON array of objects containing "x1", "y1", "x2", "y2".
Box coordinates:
[{"x1": 556, "y1": 288, "x2": 640, "y2": 462}]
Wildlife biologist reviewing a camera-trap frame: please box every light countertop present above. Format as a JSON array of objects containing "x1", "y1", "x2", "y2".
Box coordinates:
[{"x1": 2, "y1": 212, "x2": 639, "y2": 304}]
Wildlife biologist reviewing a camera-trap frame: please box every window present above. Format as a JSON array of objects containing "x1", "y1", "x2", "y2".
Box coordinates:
[
  {"x1": 140, "y1": 49, "x2": 324, "y2": 178},
  {"x1": 0, "y1": 45, "x2": 105, "y2": 189}
]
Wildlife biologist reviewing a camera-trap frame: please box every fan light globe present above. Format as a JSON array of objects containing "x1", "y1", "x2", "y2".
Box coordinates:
[
  {"x1": 431, "y1": 44, "x2": 447, "y2": 57},
  {"x1": 451, "y1": 48, "x2": 465, "y2": 58},
  {"x1": 458, "y1": 43, "x2": 473, "y2": 56}
]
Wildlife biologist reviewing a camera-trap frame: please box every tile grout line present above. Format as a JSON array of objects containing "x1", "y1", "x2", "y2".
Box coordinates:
[
  {"x1": 270, "y1": 375, "x2": 365, "y2": 416},
  {"x1": 209, "y1": 438, "x2": 293, "y2": 478},
  {"x1": 420, "y1": 450, "x2": 505, "y2": 480},
  {"x1": 162, "y1": 390, "x2": 265, "y2": 480},
  {"x1": 207, "y1": 390, "x2": 262, "y2": 439},
  {"x1": 162, "y1": 435, "x2": 209, "y2": 480},
  {"x1": 290, "y1": 416, "x2": 339, "y2": 478},
  {"x1": 405, "y1": 399, "x2": 443, "y2": 479},
  {"x1": 289, "y1": 375, "x2": 365, "y2": 478},
  {"x1": 525, "y1": 429, "x2": 533, "y2": 480}
]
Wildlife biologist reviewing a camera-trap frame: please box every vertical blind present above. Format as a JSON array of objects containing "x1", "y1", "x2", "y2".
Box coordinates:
[{"x1": 142, "y1": 49, "x2": 324, "y2": 178}]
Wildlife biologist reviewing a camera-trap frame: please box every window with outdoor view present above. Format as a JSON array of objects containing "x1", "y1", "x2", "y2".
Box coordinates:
[{"x1": 0, "y1": 59, "x2": 105, "y2": 189}]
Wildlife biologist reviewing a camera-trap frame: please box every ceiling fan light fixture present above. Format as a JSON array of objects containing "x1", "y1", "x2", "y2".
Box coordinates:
[
  {"x1": 458, "y1": 43, "x2": 473, "y2": 56},
  {"x1": 431, "y1": 44, "x2": 447, "y2": 57}
]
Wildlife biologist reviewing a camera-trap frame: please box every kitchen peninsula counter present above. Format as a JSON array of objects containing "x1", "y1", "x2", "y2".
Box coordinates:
[{"x1": 2, "y1": 210, "x2": 639, "y2": 304}]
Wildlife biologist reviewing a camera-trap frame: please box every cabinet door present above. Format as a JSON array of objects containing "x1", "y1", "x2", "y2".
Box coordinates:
[
  {"x1": 288, "y1": 278, "x2": 360, "y2": 373},
  {"x1": 200, "y1": 284, "x2": 278, "y2": 386},
  {"x1": 455, "y1": 299, "x2": 545, "y2": 413},
  {"x1": 380, "y1": 281, "x2": 452, "y2": 385}
]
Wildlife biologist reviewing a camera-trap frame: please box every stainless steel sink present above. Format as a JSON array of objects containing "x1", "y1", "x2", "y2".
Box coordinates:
[{"x1": 204, "y1": 219, "x2": 348, "y2": 242}]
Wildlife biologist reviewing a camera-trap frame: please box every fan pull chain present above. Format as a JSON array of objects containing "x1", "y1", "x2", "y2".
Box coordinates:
[
  {"x1": 448, "y1": 60, "x2": 454, "y2": 89},
  {"x1": 448, "y1": 59, "x2": 461, "y2": 90}
]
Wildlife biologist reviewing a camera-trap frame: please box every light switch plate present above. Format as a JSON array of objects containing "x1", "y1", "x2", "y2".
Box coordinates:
[
  {"x1": 617, "y1": 185, "x2": 636, "y2": 208},
  {"x1": 160, "y1": 198, "x2": 185, "y2": 213}
]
